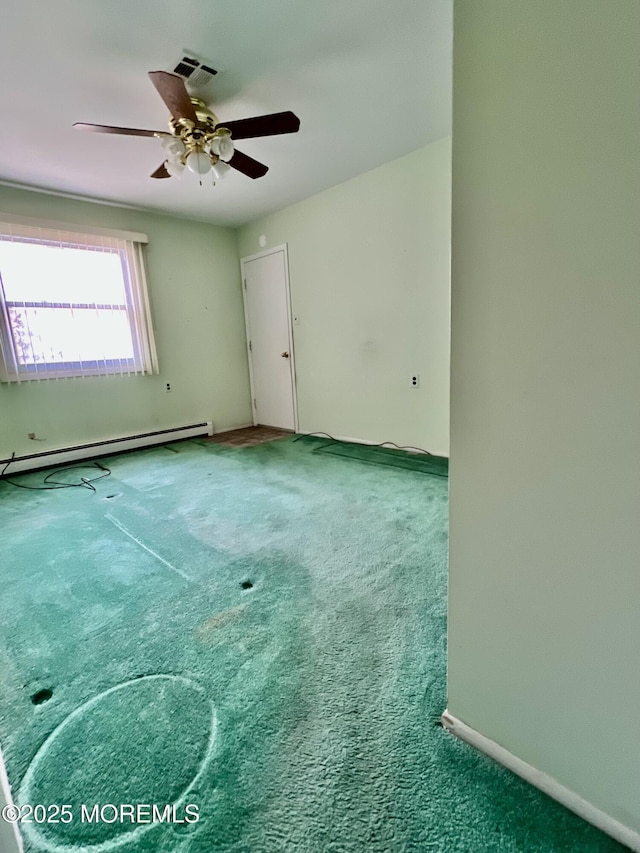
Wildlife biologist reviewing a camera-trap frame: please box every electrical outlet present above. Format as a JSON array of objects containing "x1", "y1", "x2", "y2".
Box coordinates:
[
  {"x1": 165, "y1": 383, "x2": 172, "y2": 393},
  {"x1": 410, "y1": 374, "x2": 420, "y2": 389},
  {"x1": 28, "y1": 432, "x2": 36, "y2": 440}
]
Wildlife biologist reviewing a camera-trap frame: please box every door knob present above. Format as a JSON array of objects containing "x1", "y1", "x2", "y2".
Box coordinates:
[{"x1": 281, "y1": 351, "x2": 290, "y2": 358}]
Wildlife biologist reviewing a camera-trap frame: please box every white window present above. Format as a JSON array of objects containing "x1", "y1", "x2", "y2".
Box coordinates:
[{"x1": 0, "y1": 215, "x2": 158, "y2": 382}]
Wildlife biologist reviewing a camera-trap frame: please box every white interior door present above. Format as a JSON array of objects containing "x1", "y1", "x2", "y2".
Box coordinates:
[{"x1": 242, "y1": 246, "x2": 296, "y2": 430}]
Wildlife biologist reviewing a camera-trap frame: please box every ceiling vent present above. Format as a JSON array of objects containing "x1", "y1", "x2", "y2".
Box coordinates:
[{"x1": 168, "y1": 52, "x2": 218, "y2": 89}]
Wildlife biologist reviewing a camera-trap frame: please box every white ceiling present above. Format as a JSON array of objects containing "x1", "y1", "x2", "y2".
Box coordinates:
[{"x1": 0, "y1": 0, "x2": 452, "y2": 227}]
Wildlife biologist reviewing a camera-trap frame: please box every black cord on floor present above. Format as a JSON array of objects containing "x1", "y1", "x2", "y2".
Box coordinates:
[
  {"x1": 292, "y1": 431, "x2": 435, "y2": 457},
  {"x1": 0, "y1": 453, "x2": 111, "y2": 493}
]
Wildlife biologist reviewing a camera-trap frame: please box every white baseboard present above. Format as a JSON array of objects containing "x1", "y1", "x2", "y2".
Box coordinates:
[
  {"x1": 441, "y1": 710, "x2": 640, "y2": 851},
  {"x1": 1, "y1": 422, "x2": 213, "y2": 475},
  {"x1": 332, "y1": 433, "x2": 387, "y2": 446},
  {"x1": 214, "y1": 427, "x2": 450, "y2": 459},
  {"x1": 302, "y1": 432, "x2": 448, "y2": 457}
]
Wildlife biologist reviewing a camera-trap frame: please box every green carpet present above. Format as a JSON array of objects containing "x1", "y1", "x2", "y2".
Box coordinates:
[{"x1": 0, "y1": 437, "x2": 624, "y2": 852}]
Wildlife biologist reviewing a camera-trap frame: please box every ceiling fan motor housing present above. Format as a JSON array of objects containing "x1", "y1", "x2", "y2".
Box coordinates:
[{"x1": 168, "y1": 98, "x2": 231, "y2": 163}]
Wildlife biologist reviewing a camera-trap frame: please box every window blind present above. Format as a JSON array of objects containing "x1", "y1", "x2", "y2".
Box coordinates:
[{"x1": 0, "y1": 217, "x2": 158, "y2": 382}]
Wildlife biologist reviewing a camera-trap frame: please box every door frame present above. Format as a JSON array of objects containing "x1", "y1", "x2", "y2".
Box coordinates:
[{"x1": 240, "y1": 243, "x2": 299, "y2": 432}]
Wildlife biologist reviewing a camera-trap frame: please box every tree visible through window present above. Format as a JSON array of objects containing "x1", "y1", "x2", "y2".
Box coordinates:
[{"x1": 0, "y1": 219, "x2": 158, "y2": 381}]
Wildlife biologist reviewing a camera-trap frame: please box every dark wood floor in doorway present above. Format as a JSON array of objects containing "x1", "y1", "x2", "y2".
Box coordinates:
[{"x1": 205, "y1": 426, "x2": 292, "y2": 448}]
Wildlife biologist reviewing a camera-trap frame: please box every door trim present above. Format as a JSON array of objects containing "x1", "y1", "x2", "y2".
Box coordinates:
[{"x1": 240, "y1": 244, "x2": 298, "y2": 432}]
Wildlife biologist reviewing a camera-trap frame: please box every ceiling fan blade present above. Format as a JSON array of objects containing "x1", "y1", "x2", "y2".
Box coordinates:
[
  {"x1": 74, "y1": 123, "x2": 168, "y2": 137},
  {"x1": 228, "y1": 149, "x2": 269, "y2": 179},
  {"x1": 148, "y1": 71, "x2": 199, "y2": 124},
  {"x1": 217, "y1": 111, "x2": 300, "y2": 140},
  {"x1": 150, "y1": 163, "x2": 171, "y2": 179}
]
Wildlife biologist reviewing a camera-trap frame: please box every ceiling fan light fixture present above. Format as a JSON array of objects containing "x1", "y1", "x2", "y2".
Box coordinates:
[
  {"x1": 211, "y1": 160, "x2": 231, "y2": 181},
  {"x1": 165, "y1": 159, "x2": 185, "y2": 178},
  {"x1": 186, "y1": 150, "x2": 212, "y2": 175},
  {"x1": 210, "y1": 131, "x2": 234, "y2": 162},
  {"x1": 160, "y1": 136, "x2": 186, "y2": 161}
]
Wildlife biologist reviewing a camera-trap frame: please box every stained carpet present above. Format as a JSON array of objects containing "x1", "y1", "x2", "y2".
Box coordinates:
[{"x1": 0, "y1": 437, "x2": 625, "y2": 852}]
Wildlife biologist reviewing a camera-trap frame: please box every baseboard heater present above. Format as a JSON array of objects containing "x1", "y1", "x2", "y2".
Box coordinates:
[{"x1": 1, "y1": 421, "x2": 213, "y2": 475}]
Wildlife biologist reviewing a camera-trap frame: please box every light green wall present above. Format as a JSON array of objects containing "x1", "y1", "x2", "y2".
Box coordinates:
[
  {"x1": 238, "y1": 138, "x2": 451, "y2": 457},
  {"x1": 1, "y1": 139, "x2": 452, "y2": 460},
  {"x1": 449, "y1": 0, "x2": 640, "y2": 836},
  {"x1": 0, "y1": 186, "x2": 252, "y2": 460}
]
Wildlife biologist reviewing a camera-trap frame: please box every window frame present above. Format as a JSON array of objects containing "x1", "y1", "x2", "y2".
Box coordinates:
[{"x1": 0, "y1": 215, "x2": 158, "y2": 383}]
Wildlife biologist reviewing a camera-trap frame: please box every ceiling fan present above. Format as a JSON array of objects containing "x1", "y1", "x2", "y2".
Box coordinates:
[{"x1": 74, "y1": 71, "x2": 300, "y2": 183}]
